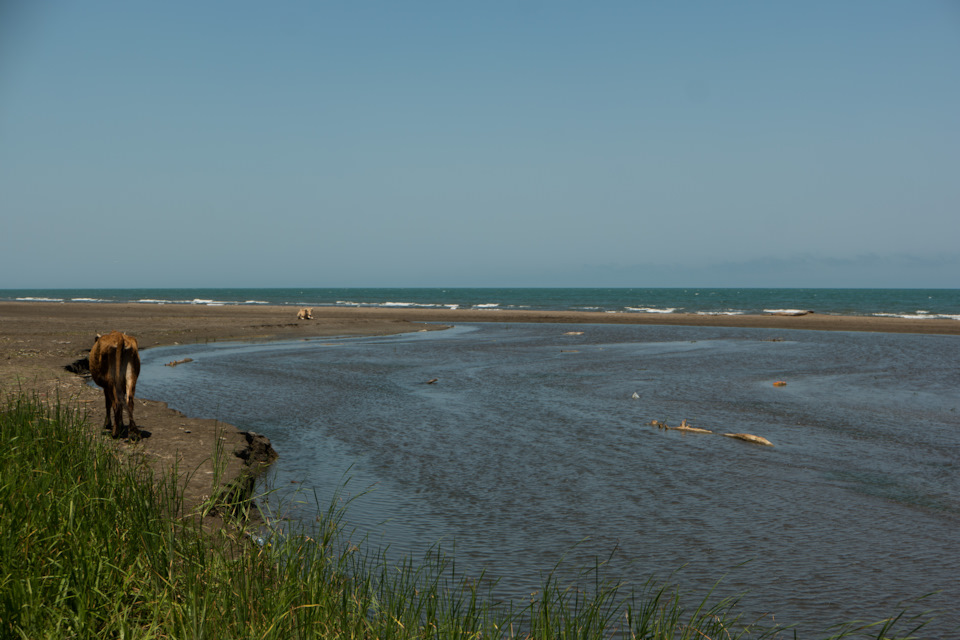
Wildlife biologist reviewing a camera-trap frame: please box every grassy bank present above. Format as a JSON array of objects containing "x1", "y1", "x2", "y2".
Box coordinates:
[{"x1": 0, "y1": 394, "x2": 934, "y2": 639}]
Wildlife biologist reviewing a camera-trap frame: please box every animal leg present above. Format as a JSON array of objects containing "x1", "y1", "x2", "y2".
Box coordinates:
[
  {"x1": 112, "y1": 396, "x2": 123, "y2": 438},
  {"x1": 102, "y1": 392, "x2": 113, "y2": 430}
]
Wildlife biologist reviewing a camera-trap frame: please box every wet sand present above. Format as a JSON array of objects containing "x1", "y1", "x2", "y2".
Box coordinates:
[{"x1": 2, "y1": 301, "x2": 957, "y2": 523}]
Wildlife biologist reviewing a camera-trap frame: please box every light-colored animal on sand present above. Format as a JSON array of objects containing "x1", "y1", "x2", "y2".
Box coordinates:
[
  {"x1": 89, "y1": 331, "x2": 141, "y2": 438},
  {"x1": 297, "y1": 307, "x2": 313, "y2": 320}
]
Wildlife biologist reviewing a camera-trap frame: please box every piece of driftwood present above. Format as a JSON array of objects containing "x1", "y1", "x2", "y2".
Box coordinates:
[
  {"x1": 649, "y1": 419, "x2": 712, "y2": 434},
  {"x1": 650, "y1": 421, "x2": 772, "y2": 445},
  {"x1": 165, "y1": 358, "x2": 193, "y2": 367},
  {"x1": 674, "y1": 419, "x2": 713, "y2": 434},
  {"x1": 723, "y1": 433, "x2": 774, "y2": 446}
]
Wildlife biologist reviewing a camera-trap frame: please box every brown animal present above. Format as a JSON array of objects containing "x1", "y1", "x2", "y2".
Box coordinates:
[
  {"x1": 297, "y1": 307, "x2": 313, "y2": 320},
  {"x1": 89, "y1": 331, "x2": 141, "y2": 438}
]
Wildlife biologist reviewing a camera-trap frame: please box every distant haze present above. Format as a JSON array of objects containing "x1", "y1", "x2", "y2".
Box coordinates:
[{"x1": 1, "y1": 2, "x2": 958, "y2": 288}]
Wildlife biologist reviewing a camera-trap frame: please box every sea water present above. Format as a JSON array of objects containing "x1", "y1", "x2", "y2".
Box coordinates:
[
  {"x1": 136, "y1": 322, "x2": 960, "y2": 636},
  {"x1": 3, "y1": 286, "x2": 960, "y2": 319}
]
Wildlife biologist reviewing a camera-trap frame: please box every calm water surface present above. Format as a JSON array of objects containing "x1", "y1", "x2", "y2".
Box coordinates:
[{"x1": 138, "y1": 323, "x2": 960, "y2": 635}]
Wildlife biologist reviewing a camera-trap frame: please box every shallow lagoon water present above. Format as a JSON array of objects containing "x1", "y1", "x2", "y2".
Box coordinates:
[{"x1": 139, "y1": 323, "x2": 960, "y2": 635}]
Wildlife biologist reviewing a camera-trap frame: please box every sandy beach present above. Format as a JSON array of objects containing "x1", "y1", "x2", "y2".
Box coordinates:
[{"x1": 2, "y1": 301, "x2": 957, "y2": 523}]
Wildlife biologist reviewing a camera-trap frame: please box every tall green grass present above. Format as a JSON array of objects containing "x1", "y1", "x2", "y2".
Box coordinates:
[{"x1": 0, "y1": 393, "x2": 936, "y2": 639}]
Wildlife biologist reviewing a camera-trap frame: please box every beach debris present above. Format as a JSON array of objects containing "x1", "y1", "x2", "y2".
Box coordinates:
[
  {"x1": 563, "y1": 331, "x2": 584, "y2": 336},
  {"x1": 296, "y1": 307, "x2": 313, "y2": 320},
  {"x1": 651, "y1": 419, "x2": 712, "y2": 433},
  {"x1": 723, "y1": 433, "x2": 774, "y2": 446},
  {"x1": 560, "y1": 349, "x2": 580, "y2": 353},
  {"x1": 674, "y1": 419, "x2": 713, "y2": 434},
  {"x1": 773, "y1": 380, "x2": 787, "y2": 387},
  {"x1": 426, "y1": 378, "x2": 439, "y2": 384},
  {"x1": 165, "y1": 357, "x2": 193, "y2": 367},
  {"x1": 648, "y1": 419, "x2": 715, "y2": 434},
  {"x1": 648, "y1": 420, "x2": 773, "y2": 445},
  {"x1": 631, "y1": 392, "x2": 640, "y2": 399}
]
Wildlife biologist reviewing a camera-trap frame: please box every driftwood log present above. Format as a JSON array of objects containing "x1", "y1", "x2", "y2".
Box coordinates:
[
  {"x1": 649, "y1": 420, "x2": 773, "y2": 446},
  {"x1": 722, "y1": 433, "x2": 774, "y2": 446}
]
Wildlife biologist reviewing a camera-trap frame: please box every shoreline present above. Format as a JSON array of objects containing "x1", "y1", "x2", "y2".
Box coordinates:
[
  {"x1": 2, "y1": 301, "x2": 957, "y2": 524},
  {"x1": 0, "y1": 302, "x2": 449, "y2": 524}
]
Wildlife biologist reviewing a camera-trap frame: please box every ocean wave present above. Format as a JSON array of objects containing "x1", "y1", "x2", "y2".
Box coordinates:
[
  {"x1": 382, "y1": 301, "x2": 440, "y2": 308},
  {"x1": 137, "y1": 298, "x2": 232, "y2": 305},
  {"x1": 873, "y1": 312, "x2": 960, "y2": 320},
  {"x1": 764, "y1": 309, "x2": 812, "y2": 316},
  {"x1": 334, "y1": 299, "x2": 459, "y2": 310},
  {"x1": 4, "y1": 288, "x2": 958, "y2": 319},
  {"x1": 624, "y1": 306, "x2": 678, "y2": 314},
  {"x1": 696, "y1": 310, "x2": 746, "y2": 316}
]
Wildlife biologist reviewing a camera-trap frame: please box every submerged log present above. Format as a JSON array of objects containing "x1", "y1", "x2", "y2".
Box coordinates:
[{"x1": 165, "y1": 358, "x2": 193, "y2": 367}]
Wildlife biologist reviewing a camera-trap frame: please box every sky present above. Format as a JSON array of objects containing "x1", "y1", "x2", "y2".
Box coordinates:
[{"x1": 1, "y1": 1, "x2": 959, "y2": 289}]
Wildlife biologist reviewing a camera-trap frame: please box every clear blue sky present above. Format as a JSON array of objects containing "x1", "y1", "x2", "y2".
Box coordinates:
[{"x1": 2, "y1": 1, "x2": 958, "y2": 288}]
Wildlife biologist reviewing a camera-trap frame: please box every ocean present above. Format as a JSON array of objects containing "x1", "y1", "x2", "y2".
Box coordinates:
[{"x1": 3, "y1": 286, "x2": 960, "y2": 319}]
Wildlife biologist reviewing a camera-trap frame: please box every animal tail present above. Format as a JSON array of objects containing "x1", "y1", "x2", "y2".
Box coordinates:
[
  {"x1": 121, "y1": 334, "x2": 135, "y2": 405},
  {"x1": 110, "y1": 335, "x2": 125, "y2": 413}
]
